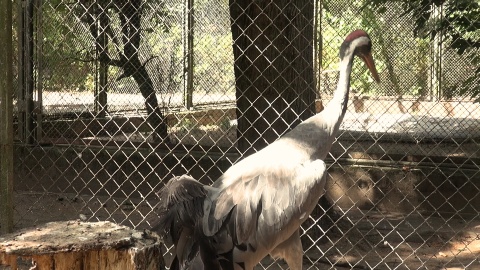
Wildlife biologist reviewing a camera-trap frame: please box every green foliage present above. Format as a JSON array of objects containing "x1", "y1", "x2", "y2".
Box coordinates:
[
  {"x1": 321, "y1": 0, "x2": 478, "y2": 100},
  {"x1": 321, "y1": 1, "x2": 375, "y2": 94},
  {"x1": 177, "y1": 117, "x2": 196, "y2": 133},
  {"x1": 368, "y1": 0, "x2": 480, "y2": 101},
  {"x1": 41, "y1": 4, "x2": 95, "y2": 91},
  {"x1": 322, "y1": 0, "x2": 423, "y2": 96},
  {"x1": 40, "y1": 0, "x2": 178, "y2": 94},
  {"x1": 193, "y1": 34, "x2": 234, "y2": 93},
  {"x1": 149, "y1": 24, "x2": 184, "y2": 96},
  {"x1": 219, "y1": 117, "x2": 232, "y2": 131}
]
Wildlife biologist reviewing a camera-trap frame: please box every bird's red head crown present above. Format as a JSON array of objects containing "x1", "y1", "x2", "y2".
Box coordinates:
[{"x1": 344, "y1": 29, "x2": 371, "y2": 43}]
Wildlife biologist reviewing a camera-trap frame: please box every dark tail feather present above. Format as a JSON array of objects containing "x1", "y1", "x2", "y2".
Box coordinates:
[
  {"x1": 169, "y1": 257, "x2": 180, "y2": 270},
  {"x1": 197, "y1": 222, "x2": 222, "y2": 270},
  {"x1": 152, "y1": 175, "x2": 208, "y2": 241},
  {"x1": 152, "y1": 175, "x2": 213, "y2": 269}
]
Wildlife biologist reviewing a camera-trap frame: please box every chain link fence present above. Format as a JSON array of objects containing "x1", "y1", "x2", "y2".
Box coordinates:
[{"x1": 2, "y1": 0, "x2": 480, "y2": 269}]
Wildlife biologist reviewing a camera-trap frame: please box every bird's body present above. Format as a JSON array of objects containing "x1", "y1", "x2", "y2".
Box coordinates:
[{"x1": 155, "y1": 29, "x2": 380, "y2": 270}]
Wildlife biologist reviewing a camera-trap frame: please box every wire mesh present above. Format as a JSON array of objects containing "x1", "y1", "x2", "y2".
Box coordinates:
[{"x1": 6, "y1": 0, "x2": 480, "y2": 269}]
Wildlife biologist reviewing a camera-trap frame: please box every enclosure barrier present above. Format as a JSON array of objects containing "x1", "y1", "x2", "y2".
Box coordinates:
[{"x1": 3, "y1": 0, "x2": 480, "y2": 269}]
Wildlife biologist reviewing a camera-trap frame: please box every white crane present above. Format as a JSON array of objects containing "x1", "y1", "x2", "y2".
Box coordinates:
[{"x1": 154, "y1": 29, "x2": 380, "y2": 270}]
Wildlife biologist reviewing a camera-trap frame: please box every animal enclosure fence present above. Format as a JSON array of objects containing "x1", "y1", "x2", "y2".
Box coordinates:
[{"x1": 1, "y1": 0, "x2": 480, "y2": 269}]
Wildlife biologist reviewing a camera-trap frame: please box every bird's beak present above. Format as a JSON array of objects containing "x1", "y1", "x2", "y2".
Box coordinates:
[{"x1": 362, "y1": 52, "x2": 380, "y2": 83}]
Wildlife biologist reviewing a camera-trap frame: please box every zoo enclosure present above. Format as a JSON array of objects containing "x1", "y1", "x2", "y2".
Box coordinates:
[{"x1": 2, "y1": 0, "x2": 480, "y2": 269}]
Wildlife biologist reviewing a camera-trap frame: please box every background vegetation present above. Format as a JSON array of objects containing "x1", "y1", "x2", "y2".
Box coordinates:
[{"x1": 29, "y1": 0, "x2": 480, "y2": 115}]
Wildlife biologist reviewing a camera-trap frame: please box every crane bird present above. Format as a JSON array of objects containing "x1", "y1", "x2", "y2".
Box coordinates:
[{"x1": 154, "y1": 29, "x2": 380, "y2": 270}]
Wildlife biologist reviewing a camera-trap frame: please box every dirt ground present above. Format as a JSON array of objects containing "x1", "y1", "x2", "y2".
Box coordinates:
[{"x1": 10, "y1": 191, "x2": 480, "y2": 270}]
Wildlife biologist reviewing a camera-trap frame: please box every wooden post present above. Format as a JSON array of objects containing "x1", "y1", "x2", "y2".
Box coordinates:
[
  {"x1": 0, "y1": 0, "x2": 14, "y2": 234},
  {"x1": 0, "y1": 221, "x2": 165, "y2": 269}
]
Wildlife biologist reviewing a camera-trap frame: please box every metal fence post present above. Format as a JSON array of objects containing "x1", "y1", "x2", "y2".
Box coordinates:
[
  {"x1": 185, "y1": 0, "x2": 194, "y2": 109},
  {"x1": 95, "y1": 9, "x2": 109, "y2": 117},
  {"x1": 17, "y1": 0, "x2": 35, "y2": 145},
  {"x1": 0, "y1": 0, "x2": 14, "y2": 234},
  {"x1": 431, "y1": 3, "x2": 443, "y2": 100}
]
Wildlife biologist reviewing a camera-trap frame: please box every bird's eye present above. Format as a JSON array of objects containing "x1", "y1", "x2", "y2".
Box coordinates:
[{"x1": 355, "y1": 44, "x2": 371, "y2": 57}]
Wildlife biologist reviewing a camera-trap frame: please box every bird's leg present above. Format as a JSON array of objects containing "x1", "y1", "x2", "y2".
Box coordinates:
[{"x1": 270, "y1": 229, "x2": 303, "y2": 270}]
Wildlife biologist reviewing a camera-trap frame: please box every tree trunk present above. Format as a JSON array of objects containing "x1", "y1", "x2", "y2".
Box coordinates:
[
  {"x1": 229, "y1": 0, "x2": 316, "y2": 155},
  {"x1": 117, "y1": 0, "x2": 169, "y2": 142},
  {"x1": 0, "y1": 221, "x2": 165, "y2": 269},
  {"x1": 81, "y1": 0, "x2": 169, "y2": 142}
]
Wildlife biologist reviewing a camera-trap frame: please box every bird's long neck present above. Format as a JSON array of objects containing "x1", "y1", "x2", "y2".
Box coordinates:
[
  {"x1": 284, "y1": 50, "x2": 356, "y2": 160},
  {"x1": 328, "y1": 54, "x2": 354, "y2": 117},
  {"x1": 308, "y1": 50, "x2": 355, "y2": 139}
]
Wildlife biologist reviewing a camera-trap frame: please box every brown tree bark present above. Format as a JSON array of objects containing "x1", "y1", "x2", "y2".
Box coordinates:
[{"x1": 229, "y1": 0, "x2": 316, "y2": 155}]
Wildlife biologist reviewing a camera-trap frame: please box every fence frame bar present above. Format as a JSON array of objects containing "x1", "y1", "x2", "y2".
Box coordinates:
[{"x1": 0, "y1": 0, "x2": 14, "y2": 234}]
